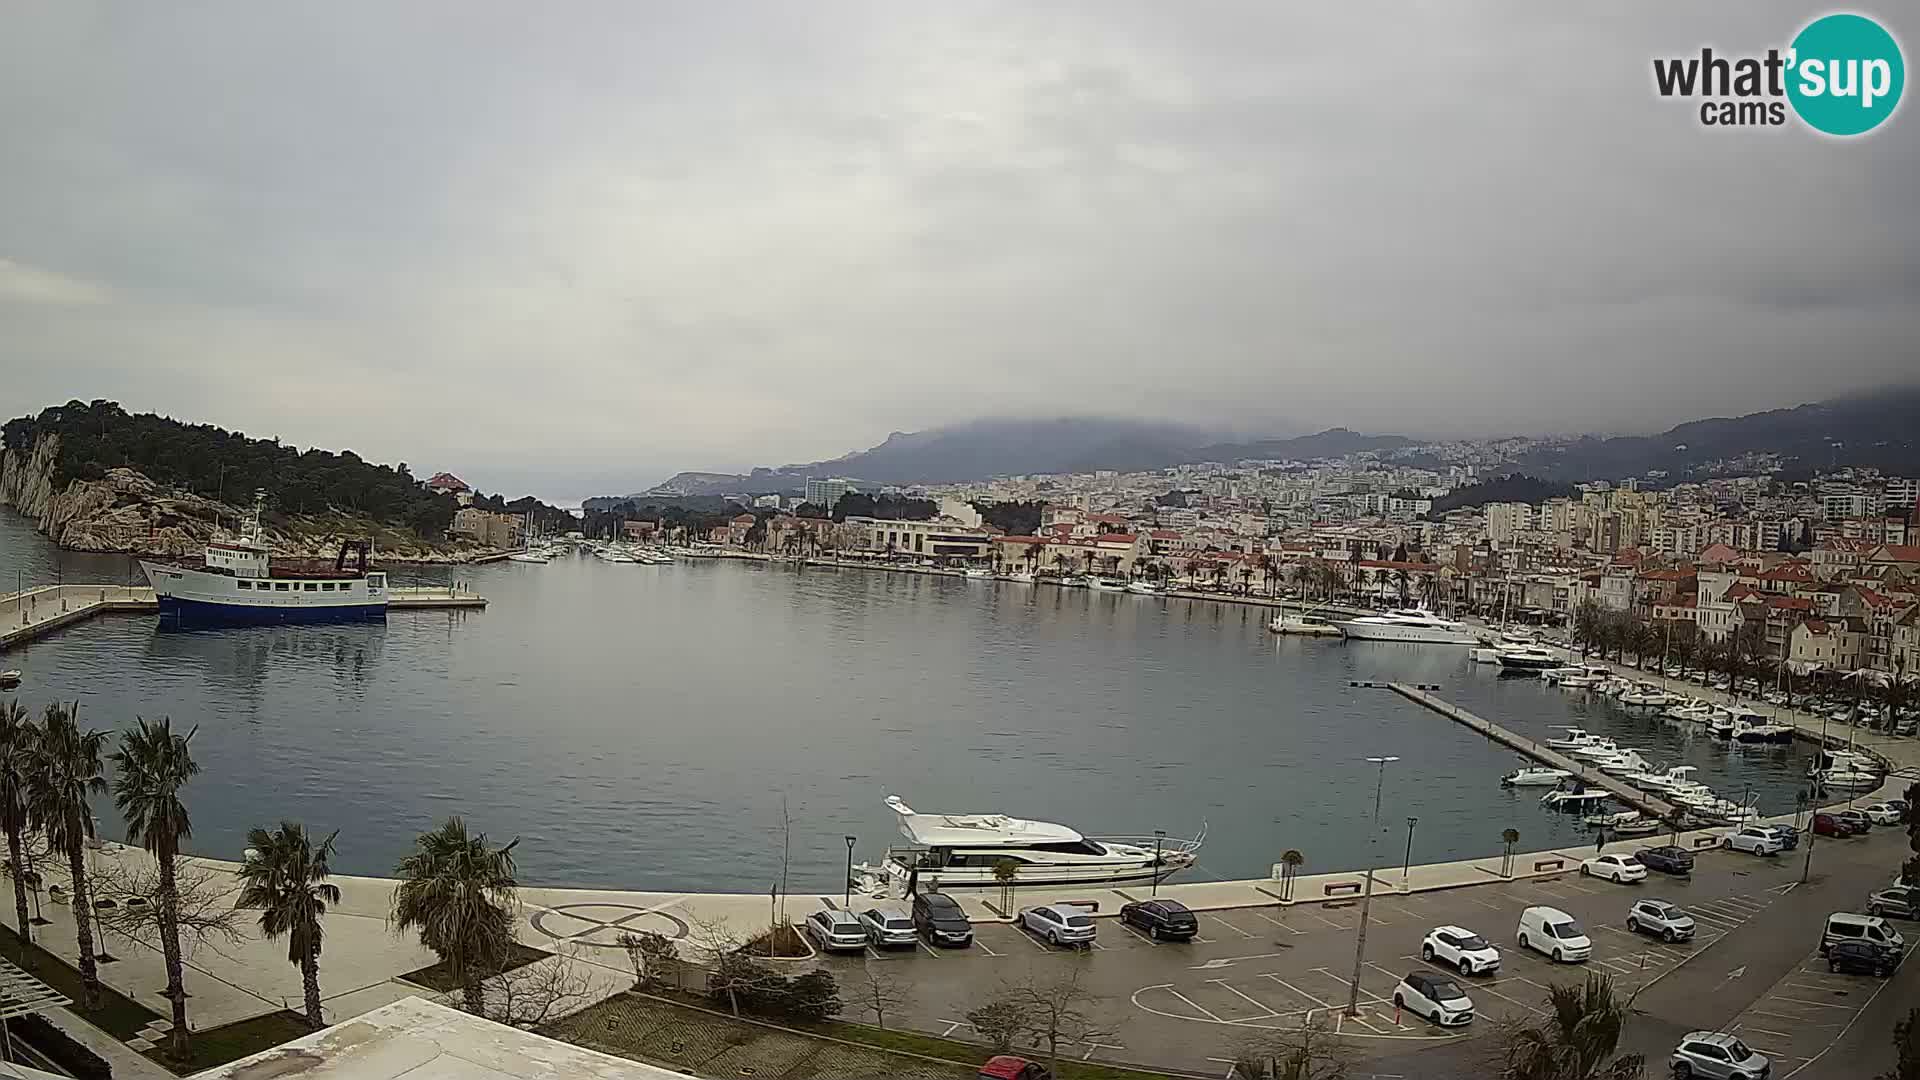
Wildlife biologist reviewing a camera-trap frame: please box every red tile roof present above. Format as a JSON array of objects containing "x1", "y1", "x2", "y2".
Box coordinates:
[
  {"x1": 1095, "y1": 533, "x2": 1139, "y2": 544},
  {"x1": 996, "y1": 535, "x2": 1048, "y2": 545}
]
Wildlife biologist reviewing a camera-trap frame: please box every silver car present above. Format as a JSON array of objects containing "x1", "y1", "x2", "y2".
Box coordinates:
[
  {"x1": 802, "y1": 908, "x2": 869, "y2": 952},
  {"x1": 853, "y1": 905, "x2": 918, "y2": 948},
  {"x1": 1626, "y1": 899, "x2": 1695, "y2": 943},
  {"x1": 1019, "y1": 904, "x2": 1096, "y2": 947},
  {"x1": 1671, "y1": 1031, "x2": 1770, "y2": 1079}
]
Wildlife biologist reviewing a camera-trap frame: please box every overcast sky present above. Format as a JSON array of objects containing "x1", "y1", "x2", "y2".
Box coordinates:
[{"x1": 3, "y1": 4, "x2": 1915, "y2": 500}]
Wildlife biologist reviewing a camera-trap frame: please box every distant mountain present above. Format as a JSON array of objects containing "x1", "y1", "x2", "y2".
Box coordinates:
[
  {"x1": 775, "y1": 417, "x2": 1219, "y2": 486},
  {"x1": 1188, "y1": 427, "x2": 1413, "y2": 463},
  {"x1": 1512, "y1": 387, "x2": 1920, "y2": 482}
]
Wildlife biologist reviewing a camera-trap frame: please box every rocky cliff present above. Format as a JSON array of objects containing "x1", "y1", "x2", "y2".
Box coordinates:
[{"x1": 1, "y1": 434, "x2": 491, "y2": 563}]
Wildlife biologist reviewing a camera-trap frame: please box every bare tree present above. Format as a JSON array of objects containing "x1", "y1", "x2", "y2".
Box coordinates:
[
  {"x1": 688, "y1": 915, "x2": 786, "y2": 1017},
  {"x1": 91, "y1": 856, "x2": 243, "y2": 959},
  {"x1": 479, "y1": 948, "x2": 595, "y2": 1029},
  {"x1": 615, "y1": 929, "x2": 681, "y2": 992},
  {"x1": 849, "y1": 961, "x2": 912, "y2": 1030},
  {"x1": 996, "y1": 968, "x2": 1118, "y2": 1074},
  {"x1": 1228, "y1": 1015, "x2": 1351, "y2": 1079},
  {"x1": 964, "y1": 998, "x2": 1025, "y2": 1053}
]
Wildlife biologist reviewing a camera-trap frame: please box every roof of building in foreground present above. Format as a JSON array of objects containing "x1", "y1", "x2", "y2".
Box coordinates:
[{"x1": 193, "y1": 997, "x2": 693, "y2": 1080}]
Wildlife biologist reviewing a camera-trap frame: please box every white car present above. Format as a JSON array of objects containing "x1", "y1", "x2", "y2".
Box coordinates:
[
  {"x1": 1391, "y1": 970, "x2": 1474, "y2": 1026},
  {"x1": 1722, "y1": 826, "x2": 1785, "y2": 856},
  {"x1": 1018, "y1": 904, "x2": 1096, "y2": 947},
  {"x1": 1420, "y1": 925, "x2": 1501, "y2": 976},
  {"x1": 1581, "y1": 853, "x2": 1648, "y2": 883},
  {"x1": 1518, "y1": 906, "x2": 1592, "y2": 963},
  {"x1": 1862, "y1": 802, "x2": 1904, "y2": 826},
  {"x1": 802, "y1": 908, "x2": 870, "y2": 952}
]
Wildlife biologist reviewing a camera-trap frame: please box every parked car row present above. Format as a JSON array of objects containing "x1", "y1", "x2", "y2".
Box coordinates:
[{"x1": 802, "y1": 892, "x2": 1204, "y2": 953}]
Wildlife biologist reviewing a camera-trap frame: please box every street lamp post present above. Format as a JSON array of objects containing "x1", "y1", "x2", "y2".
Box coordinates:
[
  {"x1": 842, "y1": 836, "x2": 857, "y2": 909},
  {"x1": 1152, "y1": 829, "x2": 1166, "y2": 897},
  {"x1": 88, "y1": 816, "x2": 114, "y2": 963},
  {"x1": 1348, "y1": 755, "x2": 1399, "y2": 1018},
  {"x1": 1402, "y1": 817, "x2": 1418, "y2": 885}
]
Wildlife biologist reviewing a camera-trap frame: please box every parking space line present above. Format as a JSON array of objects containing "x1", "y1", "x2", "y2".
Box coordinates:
[
  {"x1": 917, "y1": 940, "x2": 942, "y2": 958},
  {"x1": 1243, "y1": 909, "x2": 1307, "y2": 935},
  {"x1": 1165, "y1": 988, "x2": 1225, "y2": 1023},
  {"x1": 1208, "y1": 979, "x2": 1282, "y2": 1020},
  {"x1": 1749, "y1": 1008, "x2": 1843, "y2": 1026},
  {"x1": 1766, "y1": 994, "x2": 1857, "y2": 1010},
  {"x1": 1117, "y1": 923, "x2": 1158, "y2": 947},
  {"x1": 1379, "y1": 900, "x2": 1424, "y2": 921},
  {"x1": 1309, "y1": 913, "x2": 1348, "y2": 930},
  {"x1": 1260, "y1": 974, "x2": 1335, "y2": 1009},
  {"x1": 1206, "y1": 915, "x2": 1257, "y2": 940},
  {"x1": 974, "y1": 938, "x2": 1001, "y2": 957},
  {"x1": 1737, "y1": 1025, "x2": 1795, "y2": 1039}
]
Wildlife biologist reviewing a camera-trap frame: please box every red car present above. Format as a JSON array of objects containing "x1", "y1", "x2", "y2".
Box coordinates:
[
  {"x1": 980, "y1": 1057, "x2": 1052, "y2": 1080},
  {"x1": 1812, "y1": 813, "x2": 1857, "y2": 838}
]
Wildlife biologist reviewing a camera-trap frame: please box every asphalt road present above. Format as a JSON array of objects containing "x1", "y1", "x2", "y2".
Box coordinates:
[{"x1": 804, "y1": 823, "x2": 1912, "y2": 1077}]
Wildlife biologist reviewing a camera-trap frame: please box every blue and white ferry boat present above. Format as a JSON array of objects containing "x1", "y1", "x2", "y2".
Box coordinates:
[{"x1": 141, "y1": 502, "x2": 387, "y2": 625}]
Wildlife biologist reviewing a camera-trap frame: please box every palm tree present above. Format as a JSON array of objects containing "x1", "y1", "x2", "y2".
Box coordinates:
[
  {"x1": 237, "y1": 822, "x2": 341, "y2": 1029},
  {"x1": 27, "y1": 702, "x2": 108, "y2": 1010},
  {"x1": 1498, "y1": 973, "x2": 1644, "y2": 1079},
  {"x1": 1278, "y1": 849, "x2": 1305, "y2": 901},
  {"x1": 0, "y1": 701, "x2": 36, "y2": 949},
  {"x1": 1393, "y1": 568, "x2": 1412, "y2": 606},
  {"x1": 110, "y1": 716, "x2": 201, "y2": 1059},
  {"x1": 391, "y1": 817, "x2": 520, "y2": 1015}
]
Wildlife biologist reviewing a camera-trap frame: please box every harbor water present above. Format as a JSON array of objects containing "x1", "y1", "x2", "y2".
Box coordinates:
[{"x1": 2, "y1": 508, "x2": 1817, "y2": 893}]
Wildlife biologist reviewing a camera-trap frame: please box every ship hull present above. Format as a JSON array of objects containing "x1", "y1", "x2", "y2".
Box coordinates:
[
  {"x1": 1337, "y1": 622, "x2": 1480, "y2": 645},
  {"x1": 156, "y1": 595, "x2": 386, "y2": 626}
]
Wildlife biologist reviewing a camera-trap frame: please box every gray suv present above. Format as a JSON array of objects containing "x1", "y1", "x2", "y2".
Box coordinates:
[
  {"x1": 1671, "y1": 1031, "x2": 1770, "y2": 1079},
  {"x1": 1867, "y1": 885, "x2": 1919, "y2": 920},
  {"x1": 1626, "y1": 899, "x2": 1695, "y2": 943}
]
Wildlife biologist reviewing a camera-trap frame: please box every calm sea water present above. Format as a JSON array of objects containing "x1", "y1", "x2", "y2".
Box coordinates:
[{"x1": 1, "y1": 509, "x2": 1814, "y2": 893}]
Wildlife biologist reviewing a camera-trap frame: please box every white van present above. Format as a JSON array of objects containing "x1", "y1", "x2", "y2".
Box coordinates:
[
  {"x1": 1517, "y1": 906, "x2": 1592, "y2": 963},
  {"x1": 1820, "y1": 913, "x2": 1905, "y2": 957}
]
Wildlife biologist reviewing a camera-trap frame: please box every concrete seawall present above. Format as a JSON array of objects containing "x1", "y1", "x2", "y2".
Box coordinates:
[{"x1": 2, "y1": 583, "x2": 485, "y2": 652}]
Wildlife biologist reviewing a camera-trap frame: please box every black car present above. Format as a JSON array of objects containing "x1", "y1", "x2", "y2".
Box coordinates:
[
  {"x1": 911, "y1": 891, "x2": 974, "y2": 947},
  {"x1": 1119, "y1": 899, "x2": 1199, "y2": 941},
  {"x1": 1828, "y1": 938, "x2": 1901, "y2": 977},
  {"x1": 1635, "y1": 846, "x2": 1695, "y2": 876}
]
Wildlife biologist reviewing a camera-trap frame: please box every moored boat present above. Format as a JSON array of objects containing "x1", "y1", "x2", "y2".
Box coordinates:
[
  {"x1": 140, "y1": 500, "x2": 388, "y2": 626},
  {"x1": 1335, "y1": 607, "x2": 1480, "y2": 645},
  {"x1": 850, "y1": 795, "x2": 1204, "y2": 896}
]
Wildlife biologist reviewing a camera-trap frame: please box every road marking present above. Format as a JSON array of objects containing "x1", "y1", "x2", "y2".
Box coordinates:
[
  {"x1": 1786, "y1": 946, "x2": 1916, "y2": 1077},
  {"x1": 1117, "y1": 923, "x2": 1159, "y2": 946},
  {"x1": 974, "y1": 938, "x2": 1001, "y2": 957},
  {"x1": 1749, "y1": 1008, "x2": 1844, "y2": 1026},
  {"x1": 1165, "y1": 987, "x2": 1226, "y2": 1023},
  {"x1": 1207, "y1": 914, "x2": 1257, "y2": 939},
  {"x1": 1243, "y1": 908, "x2": 1307, "y2": 935},
  {"x1": 917, "y1": 940, "x2": 942, "y2": 958},
  {"x1": 1208, "y1": 979, "x2": 1282, "y2": 1020},
  {"x1": 1461, "y1": 893, "x2": 1502, "y2": 910},
  {"x1": 938, "y1": 1019, "x2": 965, "y2": 1037},
  {"x1": 1192, "y1": 952, "x2": 1297, "y2": 970},
  {"x1": 1309, "y1": 912, "x2": 1348, "y2": 930},
  {"x1": 1260, "y1": 973, "x2": 1334, "y2": 1009},
  {"x1": 1738, "y1": 1025, "x2": 1795, "y2": 1038},
  {"x1": 1765, "y1": 994, "x2": 1858, "y2": 1010}
]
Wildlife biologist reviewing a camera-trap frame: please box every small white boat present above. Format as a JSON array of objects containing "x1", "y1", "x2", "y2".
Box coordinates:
[
  {"x1": 507, "y1": 551, "x2": 550, "y2": 564},
  {"x1": 1502, "y1": 765, "x2": 1573, "y2": 787},
  {"x1": 1498, "y1": 644, "x2": 1563, "y2": 671},
  {"x1": 0, "y1": 670, "x2": 20, "y2": 688},
  {"x1": 1088, "y1": 577, "x2": 1128, "y2": 592},
  {"x1": 1055, "y1": 575, "x2": 1087, "y2": 588},
  {"x1": 1541, "y1": 789, "x2": 1611, "y2": 810},
  {"x1": 1546, "y1": 727, "x2": 1596, "y2": 751},
  {"x1": 1125, "y1": 581, "x2": 1164, "y2": 595},
  {"x1": 1270, "y1": 610, "x2": 1342, "y2": 636},
  {"x1": 1731, "y1": 719, "x2": 1795, "y2": 744},
  {"x1": 1539, "y1": 666, "x2": 1585, "y2": 683},
  {"x1": 1567, "y1": 738, "x2": 1622, "y2": 761},
  {"x1": 962, "y1": 567, "x2": 995, "y2": 579},
  {"x1": 1619, "y1": 685, "x2": 1669, "y2": 708},
  {"x1": 1001, "y1": 570, "x2": 1036, "y2": 583},
  {"x1": 1817, "y1": 769, "x2": 1882, "y2": 792}
]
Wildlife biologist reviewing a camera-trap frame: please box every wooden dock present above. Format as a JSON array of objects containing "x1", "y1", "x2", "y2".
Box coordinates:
[
  {"x1": 1388, "y1": 682, "x2": 1682, "y2": 821},
  {"x1": 3, "y1": 583, "x2": 485, "y2": 652}
]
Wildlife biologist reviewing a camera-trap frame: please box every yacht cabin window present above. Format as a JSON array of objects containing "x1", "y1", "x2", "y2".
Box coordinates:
[{"x1": 237, "y1": 580, "x2": 251, "y2": 590}]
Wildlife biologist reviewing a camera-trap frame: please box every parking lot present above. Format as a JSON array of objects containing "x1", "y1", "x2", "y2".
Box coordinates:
[
  {"x1": 798, "y1": 833, "x2": 1862, "y2": 1070},
  {"x1": 1718, "y1": 940, "x2": 1917, "y2": 1077}
]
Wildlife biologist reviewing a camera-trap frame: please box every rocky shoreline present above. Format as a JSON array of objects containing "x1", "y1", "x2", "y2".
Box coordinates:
[{"x1": 1, "y1": 434, "x2": 502, "y2": 565}]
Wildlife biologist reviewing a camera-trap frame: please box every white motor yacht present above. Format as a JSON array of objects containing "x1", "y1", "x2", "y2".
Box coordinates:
[
  {"x1": 1541, "y1": 789, "x2": 1611, "y2": 810},
  {"x1": 1002, "y1": 570, "x2": 1036, "y2": 583},
  {"x1": 1502, "y1": 765, "x2": 1573, "y2": 787},
  {"x1": 1334, "y1": 608, "x2": 1481, "y2": 645},
  {"x1": 1567, "y1": 737, "x2": 1621, "y2": 760},
  {"x1": 849, "y1": 796, "x2": 1204, "y2": 896},
  {"x1": 1597, "y1": 749, "x2": 1655, "y2": 777},
  {"x1": 1497, "y1": 644, "x2": 1563, "y2": 671},
  {"x1": 1619, "y1": 685, "x2": 1669, "y2": 708},
  {"x1": 1730, "y1": 718, "x2": 1795, "y2": 744},
  {"x1": 1817, "y1": 769, "x2": 1883, "y2": 792},
  {"x1": 1126, "y1": 581, "x2": 1164, "y2": 595},
  {"x1": 1539, "y1": 666, "x2": 1585, "y2": 684},
  {"x1": 1087, "y1": 577, "x2": 1128, "y2": 592},
  {"x1": 1635, "y1": 765, "x2": 1701, "y2": 795},
  {"x1": 1665, "y1": 700, "x2": 1715, "y2": 724},
  {"x1": 962, "y1": 567, "x2": 995, "y2": 579},
  {"x1": 1270, "y1": 609, "x2": 1342, "y2": 636}
]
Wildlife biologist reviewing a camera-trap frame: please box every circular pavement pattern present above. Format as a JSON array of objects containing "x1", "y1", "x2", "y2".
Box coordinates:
[{"x1": 528, "y1": 902, "x2": 691, "y2": 949}]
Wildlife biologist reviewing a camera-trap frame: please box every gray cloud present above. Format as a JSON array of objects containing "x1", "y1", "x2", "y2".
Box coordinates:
[{"x1": 2, "y1": 2, "x2": 1914, "y2": 499}]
